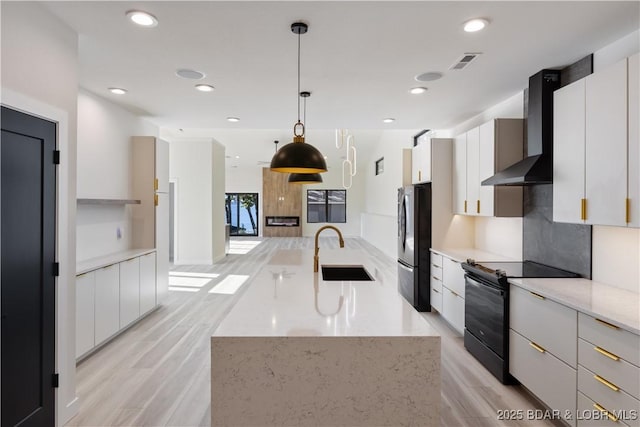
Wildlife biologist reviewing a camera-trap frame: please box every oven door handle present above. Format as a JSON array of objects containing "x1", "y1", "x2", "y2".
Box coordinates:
[{"x1": 465, "y1": 275, "x2": 504, "y2": 296}]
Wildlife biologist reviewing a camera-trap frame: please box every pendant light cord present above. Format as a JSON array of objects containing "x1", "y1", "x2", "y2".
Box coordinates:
[{"x1": 297, "y1": 30, "x2": 301, "y2": 123}]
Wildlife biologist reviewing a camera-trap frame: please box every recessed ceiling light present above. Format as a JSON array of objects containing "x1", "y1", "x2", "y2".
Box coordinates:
[
  {"x1": 195, "y1": 84, "x2": 215, "y2": 92},
  {"x1": 108, "y1": 87, "x2": 127, "y2": 95},
  {"x1": 409, "y1": 87, "x2": 428, "y2": 95},
  {"x1": 235, "y1": 155, "x2": 240, "y2": 159},
  {"x1": 126, "y1": 10, "x2": 158, "y2": 28},
  {"x1": 415, "y1": 72, "x2": 443, "y2": 82},
  {"x1": 176, "y1": 69, "x2": 205, "y2": 80},
  {"x1": 383, "y1": 118, "x2": 395, "y2": 123},
  {"x1": 323, "y1": 156, "x2": 328, "y2": 159},
  {"x1": 463, "y1": 18, "x2": 489, "y2": 33},
  {"x1": 227, "y1": 117, "x2": 240, "y2": 122}
]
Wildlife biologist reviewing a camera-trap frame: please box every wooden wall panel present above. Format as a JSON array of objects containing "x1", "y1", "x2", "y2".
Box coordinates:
[{"x1": 262, "y1": 168, "x2": 302, "y2": 237}]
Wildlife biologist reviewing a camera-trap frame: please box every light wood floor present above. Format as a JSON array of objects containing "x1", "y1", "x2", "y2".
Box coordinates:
[{"x1": 68, "y1": 237, "x2": 563, "y2": 427}]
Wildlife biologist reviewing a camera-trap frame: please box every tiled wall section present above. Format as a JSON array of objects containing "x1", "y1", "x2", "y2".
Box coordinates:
[{"x1": 523, "y1": 184, "x2": 592, "y2": 278}]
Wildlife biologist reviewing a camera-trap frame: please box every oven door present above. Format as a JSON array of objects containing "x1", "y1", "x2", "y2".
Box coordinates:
[{"x1": 464, "y1": 274, "x2": 505, "y2": 358}]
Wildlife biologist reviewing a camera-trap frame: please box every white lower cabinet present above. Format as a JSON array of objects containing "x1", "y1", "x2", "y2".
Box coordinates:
[
  {"x1": 510, "y1": 329, "x2": 577, "y2": 427},
  {"x1": 442, "y1": 286, "x2": 464, "y2": 334},
  {"x1": 119, "y1": 257, "x2": 140, "y2": 328},
  {"x1": 577, "y1": 391, "x2": 632, "y2": 427},
  {"x1": 139, "y1": 252, "x2": 157, "y2": 315},
  {"x1": 94, "y1": 264, "x2": 120, "y2": 345},
  {"x1": 75, "y1": 271, "x2": 95, "y2": 358}
]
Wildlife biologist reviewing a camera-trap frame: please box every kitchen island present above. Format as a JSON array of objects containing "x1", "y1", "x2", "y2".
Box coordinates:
[{"x1": 211, "y1": 248, "x2": 441, "y2": 426}]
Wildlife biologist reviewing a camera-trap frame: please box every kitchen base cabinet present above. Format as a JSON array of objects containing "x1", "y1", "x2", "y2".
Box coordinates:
[
  {"x1": 119, "y1": 257, "x2": 140, "y2": 328},
  {"x1": 442, "y1": 286, "x2": 464, "y2": 334},
  {"x1": 510, "y1": 329, "x2": 577, "y2": 427},
  {"x1": 578, "y1": 365, "x2": 640, "y2": 416},
  {"x1": 139, "y1": 252, "x2": 157, "y2": 315},
  {"x1": 75, "y1": 272, "x2": 95, "y2": 358},
  {"x1": 94, "y1": 264, "x2": 120, "y2": 345}
]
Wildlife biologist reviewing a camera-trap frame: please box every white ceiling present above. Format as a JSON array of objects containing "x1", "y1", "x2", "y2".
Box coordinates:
[{"x1": 43, "y1": 1, "x2": 639, "y2": 168}]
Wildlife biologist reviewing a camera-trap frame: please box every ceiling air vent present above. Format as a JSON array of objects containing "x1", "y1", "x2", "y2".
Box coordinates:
[{"x1": 450, "y1": 52, "x2": 482, "y2": 70}]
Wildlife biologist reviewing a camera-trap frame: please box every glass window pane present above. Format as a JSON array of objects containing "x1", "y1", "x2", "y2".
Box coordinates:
[
  {"x1": 328, "y1": 203, "x2": 346, "y2": 223},
  {"x1": 308, "y1": 204, "x2": 327, "y2": 223}
]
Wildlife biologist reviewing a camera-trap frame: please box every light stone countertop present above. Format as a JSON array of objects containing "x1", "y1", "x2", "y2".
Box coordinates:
[
  {"x1": 76, "y1": 248, "x2": 156, "y2": 275},
  {"x1": 509, "y1": 277, "x2": 640, "y2": 335},
  {"x1": 431, "y1": 247, "x2": 520, "y2": 263},
  {"x1": 213, "y1": 248, "x2": 440, "y2": 338}
]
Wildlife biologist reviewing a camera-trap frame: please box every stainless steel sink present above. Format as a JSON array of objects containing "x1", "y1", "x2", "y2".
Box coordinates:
[{"x1": 321, "y1": 265, "x2": 373, "y2": 281}]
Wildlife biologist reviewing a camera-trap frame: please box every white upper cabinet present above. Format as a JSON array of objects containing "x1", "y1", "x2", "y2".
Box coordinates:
[
  {"x1": 452, "y1": 133, "x2": 467, "y2": 214},
  {"x1": 628, "y1": 53, "x2": 639, "y2": 227},
  {"x1": 554, "y1": 79, "x2": 586, "y2": 224},
  {"x1": 452, "y1": 119, "x2": 523, "y2": 217},
  {"x1": 585, "y1": 58, "x2": 628, "y2": 226},
  {"x1": 465, "y1": 127, "x2": 480, "y2": 215},
  {"x1": 554, "y1": 54, "x2": 638, "y2": 227},
  {"x1": 411, "y1": 133, "x2": 432, "y2": 184}
]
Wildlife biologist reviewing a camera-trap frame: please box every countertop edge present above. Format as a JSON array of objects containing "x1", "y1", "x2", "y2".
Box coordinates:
[
  {"x1": 430, "y1": 247, "x2": 520, "y2": 263},
  {"x1": 509, "y1": 278, "x2": 640, "y2": 335},
  {"x1": 77, "y1": 248, "x2": 156, "y2": 275}
]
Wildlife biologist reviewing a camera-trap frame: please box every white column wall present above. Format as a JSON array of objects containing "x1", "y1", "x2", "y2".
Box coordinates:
[{"x1": 212, "y1": 141, "x2": 226, "y2": 262}]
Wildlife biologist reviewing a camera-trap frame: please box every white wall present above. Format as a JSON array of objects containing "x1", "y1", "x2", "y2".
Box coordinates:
[
  {"x1": 590, "y1": 30, "x2": 640, "y2": 292},
  {"x1": 76, "y1": 89, "x2": 159, "y2": 261},
  {"x1": 1, "y1": 2, "x2": 79, "y2": 423},
  {"x1": 474, "y1": 217, "x2": 523, "y2": 260},
  {"x1": 225, "y1": 166, "x2": 263, "y2": 236},
  {"x1": 169, "y1": 138, "x2": 227, "y2": 264},
  {"x1": 361, "y1": 130, "x2": 416, "y2": 258},
  {"x1": 447, "y1": 91, "x2": 525, "y2": 138},
  {"x1": 301, "y1": 166, "x2": 364, "y2": 238}
]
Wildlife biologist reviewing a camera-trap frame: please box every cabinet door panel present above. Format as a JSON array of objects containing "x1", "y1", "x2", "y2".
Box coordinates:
[
  {"x1": 139, "y1": 252, "x2": 157, "y2": 315},
  {"x1": 478, "y1": 120, "x2": 495, "y2": 217},
  {"x1": 75, "y1": 272, "x2": 95, "y2": 358},
  {"x1": 156, "y1": 139, "x2": 170, "y2": 193},
  {"x1": 585, "y1": 58, "x2": 628, "y2": 226},
  {"x1": 442, "y1": 256, "x2": 465, "y2": 297},
  {"x1": 95, "y1": 264, "x2": 120, "y2": 344},
  {"x1": 466, "y1": 127, "x2": 480, "y2": 216},
  {"x1": 628, "y1": 53, "x2": 639, "y2": 227},
  {"x1": 453, "y1": 134, "x2": 467, "y2": 214},
  {"x1": 119, "y1": 257, "x2": 140, "y2": 328},
  {"x1": 554, "y1": 79, "x2": 586, "y2": 224},
  {"x1": 442, "y1": 287, "x2": 464, "y2": 335}
]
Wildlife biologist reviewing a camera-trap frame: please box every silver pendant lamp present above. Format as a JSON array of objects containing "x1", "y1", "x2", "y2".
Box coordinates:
[
  {"x1": 270, "y1": 22, "x2": 327, "y2": 174},
  {"x1": 289, "y1": 91, "x2": 322, "y2": 184}
]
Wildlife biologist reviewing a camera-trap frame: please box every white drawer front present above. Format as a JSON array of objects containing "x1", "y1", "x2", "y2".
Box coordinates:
[
  {"x1": 442, "y1": 256, "x2": 465, "y2": 297},
  {"x1": 431, "y1": 263, "x2": 443, "y2": 281},
  {"x1": 510, "y1": 285, "x2": 577, "y2": 367},
  {"x1": 431, "y1": 286, "x2": 442, "y2": 312},
  {"x1": 430, "y1": 252, "x2": 443, "y2": 268},
  {"x1": 579, "y1": 338, "x2": 640, "y2": 399},
  {"x1": 431, "y1": 276, "x2": 442, "y2": 292},
  {"x1": 578, "y1": 365, "x2": 640, "y2": 416},
  {"x1": 577, "y1": 391, "x2": 633, "y2": 427},
  {"x1": 578, "y1": 313, "x2": 640, "y2": 367},
  {"x1": 510, "y1": 329, "x2": 577, "y2": 427}
]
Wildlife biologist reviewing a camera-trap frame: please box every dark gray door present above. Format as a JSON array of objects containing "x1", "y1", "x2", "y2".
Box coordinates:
[{"x1": 1, "y1": 106, "x2": 57, "y2": 427}]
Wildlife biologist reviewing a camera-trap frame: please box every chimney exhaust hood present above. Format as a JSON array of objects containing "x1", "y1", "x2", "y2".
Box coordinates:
[{"x1": 482, "y1": 69, "x2": 561, "y2": 186}]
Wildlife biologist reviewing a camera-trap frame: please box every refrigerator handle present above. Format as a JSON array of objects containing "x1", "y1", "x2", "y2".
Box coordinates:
[{"x1": 401, "y1": 197, "x2": 407, "y2": 249}]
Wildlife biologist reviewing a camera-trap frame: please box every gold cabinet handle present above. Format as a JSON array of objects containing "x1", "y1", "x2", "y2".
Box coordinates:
[
  {"x1": 626, "y1": 198, "x2": 631, "y2": 223},
  {"x1": 464, "y1": 200, "x2": 467, "y2": 213},
  {"x1": 418, "y1": 170, "x2": 422, "y2": 181},
  {"x1": 593, "y1": 403, "x2": 619, "y2": 422},
  {"x1": 595, "y1": 318, "x2": 619, "y2": 330},
  {"x1": 449, "y1": 289, "x2": 459, "y2": 297},
  {"x1": 433, "y1": 288, "x2": 440, "y2": 294},
  {"x1": 594, "y1": 374, "x2": 620, "y2": 392},
  {"x1": 432, "y1": 276, "x2": 440, "y2": 281},
  {"x1": 594, "y1": 346, "x2": 620, "y2": 361},
  {"x1": 529, "y1": 341, "x2": 546, "y2": 353},
  {"x1": 581, "y1": 198, "x2": 587, "y2": 220},
  {"x1": 432, "y1": 264, "x2": 441, "y2": 269},
  {"x1": 154, "y1": 178, "x2": 159, "y2": 191},
  {"x1": 154, "y1": 194, "x2": 159, "y2": 206},
  {"x1": 529, "y1": 291, "x2": 545, "y2": 300},
  {"x1": 476, "y1": 199, "x2": 480, "y2": 214}
]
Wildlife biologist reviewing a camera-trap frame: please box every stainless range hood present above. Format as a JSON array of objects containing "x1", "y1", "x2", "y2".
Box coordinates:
[{"x1": 482, "y1": 69, "x2": 561, "y2": 186}]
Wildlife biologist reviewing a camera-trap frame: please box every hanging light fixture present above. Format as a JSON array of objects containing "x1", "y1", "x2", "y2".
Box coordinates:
[
  {"x1": 270, "y1": 22, "x2": 327, "y2": 174},
  {"x1": 289, "y1": 91, "x2": 322, "y2": 184}
]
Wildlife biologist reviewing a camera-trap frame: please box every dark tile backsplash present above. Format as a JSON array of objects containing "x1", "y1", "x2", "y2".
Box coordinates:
[{"x1": 523, "y1": 185, "x2": 592, "y2": 278}]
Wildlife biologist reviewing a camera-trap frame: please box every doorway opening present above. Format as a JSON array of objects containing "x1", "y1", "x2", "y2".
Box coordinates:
[{"x1": 225, "y1": 193, "x2": 259, "y2": 236}]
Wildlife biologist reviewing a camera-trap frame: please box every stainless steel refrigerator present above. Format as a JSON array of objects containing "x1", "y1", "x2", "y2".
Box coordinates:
[{"x1": 397, "y1": 183, "x2": 432, "y2": 311}]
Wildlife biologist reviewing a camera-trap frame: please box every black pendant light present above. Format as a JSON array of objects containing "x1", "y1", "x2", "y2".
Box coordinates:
[
  {"x1": 288, "y1": 91, "x2": 322, "y2": 184},
  {"x1": 270, "y1": 22, "x2": 327, "y2": 174}
]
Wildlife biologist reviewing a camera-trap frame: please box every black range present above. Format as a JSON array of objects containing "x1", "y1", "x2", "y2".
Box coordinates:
[{"x1": 462, "y1": 259, "x2": 579, "y2": 384}]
